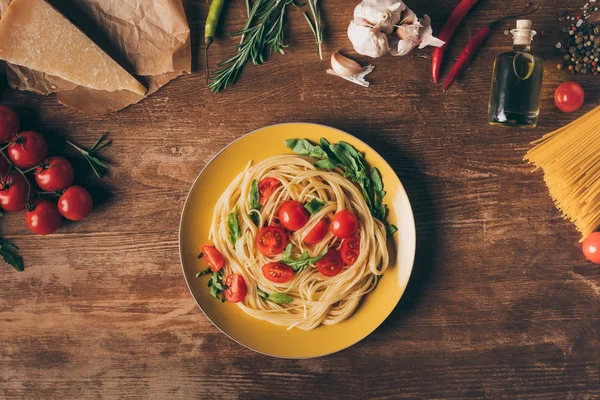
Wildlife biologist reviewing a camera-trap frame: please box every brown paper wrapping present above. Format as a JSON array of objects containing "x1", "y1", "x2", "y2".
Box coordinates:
[{"x1": 0, "y1": 0, "x2": 191, "y2": 114}]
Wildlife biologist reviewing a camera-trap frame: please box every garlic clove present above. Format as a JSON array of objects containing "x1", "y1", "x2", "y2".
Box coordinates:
[
  {"x1": 347, "y1": 21, "x2": 389, "y2": 58},
  {"x1": 400, "y1": 8, "x2": 417, "y2": 24},
  {"x1": 327, "y1": 65, "x2": 375, "y2": 88},
  {"x1": 330, "y1": 51, "x2": 363, "y2": 77},
  {"x1": 418, "y1": 15, "x2": 445, "y2": 49}
]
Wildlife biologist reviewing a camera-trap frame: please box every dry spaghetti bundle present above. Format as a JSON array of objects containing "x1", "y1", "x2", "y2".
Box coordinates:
[{"x1": 525, "y1": 105, "x2": 600, "y2": 240}]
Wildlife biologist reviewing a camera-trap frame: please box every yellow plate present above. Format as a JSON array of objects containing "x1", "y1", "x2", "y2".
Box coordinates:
[{"x1": 179, "y1": 123, "x2": 416, "y2": 358}]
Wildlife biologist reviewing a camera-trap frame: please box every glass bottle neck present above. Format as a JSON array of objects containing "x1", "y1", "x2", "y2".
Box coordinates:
[{"x1": 513, "y1": 43, "x2": 531, "y2": 52}]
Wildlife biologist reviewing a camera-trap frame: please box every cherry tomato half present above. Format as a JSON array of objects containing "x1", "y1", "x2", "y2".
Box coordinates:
[
  {"x1": 304, "y1": 218, "x2": 329, "y2": 244},
  {"x1": 256, "y1": 226, "x2": 288, "y2": 256},
  {"x1": 35, "y1": 156, "x2": 75, "y2": 192},
  {"x1": 316, "y1": 249, "x2": 344, "y2": 277},
  {"x1": 202, "y1": 245, "x2": 225, "y2": 272},
  {"x1": 262, "y1": 262, "x2": 294, "y2": 283},
  {"x1": 259, "y1": 177, "x2": 281, "y2": 206},
  {"x1": 58, "y1": 186, "x2": 93, "y2": 221},
  {"x1": 0, "y1": 105, "x2": 19, "y2": 143},
  {"x1": 224, "y1": 274, "x2": 247, "y2": 303},
  {"x1": 278, "y1": 200, "x2": 309, "y2": 231},
  {"x1": 8, "y1": 131, "x2": 48, "y2": 169},
  {"x1": 331, "y1": 210, "x2": 359, "y2": 239},
  {"x1": 25, "y1": 199, "x2": 62, "y2": 235},
  {"x1": 582, "y1": 232, "x2": 600, "y2": 264},
  {"x1": 555, "y1": 82, "x2": 584, "y2": 113},
  {"x1": 340, "y1": 236, "x2": 360, "y2": 266},
  {"x1": 0, "y1": 173, "x2": 29, "y2": 212}
]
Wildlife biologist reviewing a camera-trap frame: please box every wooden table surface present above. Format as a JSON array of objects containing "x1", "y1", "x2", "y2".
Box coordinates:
[{"x1": 1, "y1": 0, "x2": 599, "y2": 398}]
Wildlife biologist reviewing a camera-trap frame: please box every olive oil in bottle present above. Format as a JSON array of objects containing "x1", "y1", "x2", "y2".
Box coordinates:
[{"x1": 488, "y1": 20, "x2": 543, "y2": 127}]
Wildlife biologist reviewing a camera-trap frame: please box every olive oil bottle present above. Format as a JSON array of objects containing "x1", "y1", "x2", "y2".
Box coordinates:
[{"x1": 488, "y1": 20, "x2": 543, "y2": 127}]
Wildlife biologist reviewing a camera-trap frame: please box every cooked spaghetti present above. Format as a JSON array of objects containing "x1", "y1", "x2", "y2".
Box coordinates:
[
  {"x1": 525, "y1": 105, "x2": 600, "y2": 240},
  {"x1": 208, "y1": 154, "x2": 391, "y2": 330}
]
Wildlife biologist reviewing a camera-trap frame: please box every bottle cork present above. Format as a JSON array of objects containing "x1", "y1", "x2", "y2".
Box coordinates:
[{"x1": 511, "y1": 19, "x2": 536, "y2": 46}]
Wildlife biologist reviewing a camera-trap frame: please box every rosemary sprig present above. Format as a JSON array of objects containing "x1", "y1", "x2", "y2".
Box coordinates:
[
  {"x1": 208, "y1": 0, "x2": 295, "y2": 92},
  {"x1": 303, "y1": 0, "x2": 323, "y2": 60},
  {"x1": 66, "y1": 133, "x2": 112, "y2": 179}
]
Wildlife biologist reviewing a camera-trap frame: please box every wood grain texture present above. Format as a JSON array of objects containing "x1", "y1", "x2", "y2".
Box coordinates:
[{"x1": 1, "y1": 0, "x2": 599, "y2": 398}]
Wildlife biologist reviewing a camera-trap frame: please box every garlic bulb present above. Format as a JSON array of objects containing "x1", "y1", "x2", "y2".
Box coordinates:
[
  {"x1": 348, "y1": 0, "x2": 443, "y2": 58},
  {"x1": 327, "y1": 52, "x2": 374, "y2": 87}
]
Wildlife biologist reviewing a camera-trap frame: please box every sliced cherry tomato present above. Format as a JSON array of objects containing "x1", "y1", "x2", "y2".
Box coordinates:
[
  {"x1": 256, "y1": 226, "x2": 288, "y2": 255},
  {"x1": 0, "y1": 173, "x2": 29, "y2": 212},
  {"x1": 0, "y1": 105, "x2": 19, "y2": 143},
  {"x1": 25, "y1": 199, "x2": 62, "y2": 235},
  {"x1": 224, "y1": 274, "x2": 247, "y2": 303},
  {"x1": 582, "y1": 232, "x2": 600, "y2": 264},
  {"x1": 316, "y1": 249, "x2": 344, "y2": 277},
  {"x1": 35, "y1": 156, "x2": 75, "y2": 192},
  {"x1": 202, "y1": 245, "x2": 225, "y2": 272},
  {"x1": 278, "y1": 200, "x2": 309, "y2": 231},
  {"x1": 340, "y1": 236, "x2": 360, "y2": 266},
  {"x1": 331, "y1": 210, "x2": 359, "y2": 239},
  {"x1": 262, "y1": 262, "x2": 294, "y2": 283},
  {"x1": 58, "y1": 186, "x2": 93, "y2": 221},
  {"x1": 304, "y1": 218, "x2": 329, "y2": 244},
  {"x1": 259, "y1": 177, "x2": 281, "y2": 206},
  {"x1": 554, "y1": 82, "x2": 584, "y2": 113},
  {"x1": 8, "y1": 131, "x2": 48, "y2": 169}
]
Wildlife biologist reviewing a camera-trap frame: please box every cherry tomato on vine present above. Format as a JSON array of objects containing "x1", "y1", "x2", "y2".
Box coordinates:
[
  {"x1": 25, "y1": 199, "x2": 62, "y2": 235},
  {"x1": 256, "y1": 226, "x2": 288, "y2": 255},
  {"x1": 340, "y1": 236, "x2": 360, "y2": 266},
  {"x1": 554, "y1": 82, "x2": 584, "y2": 113},
  {"x1": 316, "y1": 249, "x2": 344, "y2": 277},
  {"x1": 8, "y1": 131, "x2": 48, "y2": 169},
  {"x1": 278, "y1": 200, "x2": 309, "y2": 231},
  {"x1": 224, "y1": 274, "x2": 247, "y2": 303},
  {"x1": 58, "y1": 186, "x2": 93, "y2": 221},
  {"x1": 0, "y1": 172, "x2": 29, "y2": 212},
  {"x1": 262, "y1": 262, "x2": 294, "y2": 283},
  {"x1": 303, "y1": 218, "x2": 329, "y2": 244},
  {"x1": 331, "y1": 210, "x2": 359, "y2": 239},
  {"x1": 202, "y1": 245, "x2": 225, "y2": 272},
  {"x1": 582, "y1": 232, "x2": 600, "y2": 264},
  {"x1": 0, "y1": 105, "x2": 19, "y2": 143},
  {"x1": 258, "y1": 178, "x2": 281, "y2": 206},
  {"x1": 35, "y1": 156, "x2": 75, "y2": 192}
]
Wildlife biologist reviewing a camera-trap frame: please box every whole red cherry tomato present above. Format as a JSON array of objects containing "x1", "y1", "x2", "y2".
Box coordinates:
[
  {"x1": 316, "y1": 249, "x2": 344, "y2": 277},
  {"x1": 35, "y1": 157, "x2": 75, "y2": 192},
  {"x1": 8, "y1": 131, "x2": 48, "y2": 169},
  {"x1": 202, "y1": 245, "x2": 225, "y2": 272},
  {"x1": 58, "y1": 186, "x2": 93, "y2": 221},
  {"x1": 303, "y1": 218, "x2": 329, "y2": 244},
  {"x1": 258, "y1": 178, "x2": 281, "y2": 206},
  {"x1": 224, "y1": 274, "x2": 247, "y2": 303},
  {"x1": 0, "y1": 172, "x2": 29, "y2": 212},
  {"x1": 331, "y1": 210, "x2": 359, "y2": 239},
  {"x1": 278, "y1": 200, "x2": 309, "y2": 231},
  {"x1": 0, "y1": 105, "x2": 19, "y2": 143},
  {"x1": 582, "y1": 232, "x2": 600, "y2": 264},
  {"x1": 554, "y1": 82, "x2": 584, "y2": 113},
  {"x1": 262, "y1": 262, "x2": 294, "y2": 283},
  {"x1": 340, "y1": 236, "x2": 360, "y2": 266},
  {"x1": 25, "y1": 199, "x2": 62, "y2": 235}
]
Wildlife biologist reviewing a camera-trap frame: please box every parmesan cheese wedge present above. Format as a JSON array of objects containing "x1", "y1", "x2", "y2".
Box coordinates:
[{"x1": 0, "y1": 0, "x2": 146, "y2": 96}]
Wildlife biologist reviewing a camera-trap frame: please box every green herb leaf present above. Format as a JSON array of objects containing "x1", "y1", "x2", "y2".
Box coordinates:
[
  {"x1": 227, "y1": 206, "x2": 242, "y2": 247},
  {"x1": 206, "y1": 270, "x2": 228, "y2": 301},
  {"x1": 256, "y1": 287, "x2": 293, "y2": 304},
  {"x1": 249, "y1": 211, "x2": 261, "y2": 227},
  {"x1": 196, "y1": 267, "x2": 212, "y2": 277},
  {"x1": 249, "y1": 179, "x2": 261, "y2": 211},
  {"x1": 304, "y1": 198, "x2": 325, "y2": 215},
  {"x1": 0, "y1": 239, "x2": 24, "y2": 272},
  {"x1": 387, "y1": 224, "x2": 398, "y2": 235},
  {"x1": 285, "y1": 139, "x2": 327, "y2": 159},
  {"x1": 282, "y1": 243, "x2": 328, "y2": 272}
]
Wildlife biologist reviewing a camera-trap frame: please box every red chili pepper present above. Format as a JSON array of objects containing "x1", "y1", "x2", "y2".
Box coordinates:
[
  {"x1": 432, "y1": 0, "x2": 480, "y2": 84},
  {"x1": 442, "y1": 5, "x2": 541, "y2": 91}
]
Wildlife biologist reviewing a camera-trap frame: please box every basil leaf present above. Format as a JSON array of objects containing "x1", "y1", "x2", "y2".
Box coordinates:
[
  {"x1": 267, "y1": 292, "x2": 294, "y2": 304},
  {"x1": 314, "y1": 158, "x2": 339, "y2": 169},
  {"x1": 285, "y1": 139, "x2": 327, "y2": 159},
  {"x1": 257, "y1": 287, "x2": 269, "y2": 300},
  {"x1": 0, "y1": 239, "x2": 24, "y2": 272},
  {"x1": 249, "y1": 179, "x2": 261, "y2": 211},
  {"x1": 227, "y1": 206, "x2": 242, "y2": 247},
  {"x1": 249, "y1": 211, "x2": 261, "y2": 227},
  {"x1": 371, "y1": 167, "x2": 385, "y2": 203},
  {"x1": 319, "y1": 138, "x2": 342, "y2": 166},
  {"x1": 283, "y1": 244, "x2": 328, "y2": 272},
  {"x1": 304, "y1": 198, "x2": 325, "y2": 215},
  {"x1": 387, "y1": 224, "x2": 398, "y2": 235},
  {"x1": 196, "y1": 267, "x2": 212, "y2": 277}
]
